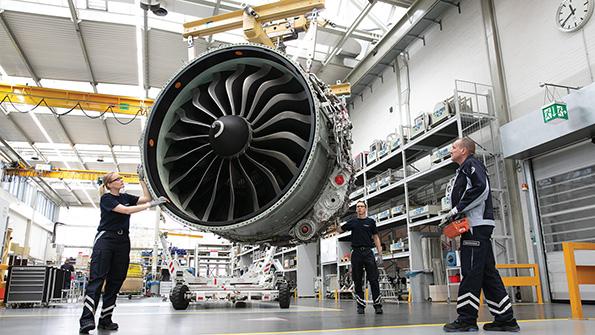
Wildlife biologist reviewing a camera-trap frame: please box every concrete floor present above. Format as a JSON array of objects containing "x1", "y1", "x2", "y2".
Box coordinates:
[{"x1": 0, "y1": 297, "x2": 594, "y2": 334}]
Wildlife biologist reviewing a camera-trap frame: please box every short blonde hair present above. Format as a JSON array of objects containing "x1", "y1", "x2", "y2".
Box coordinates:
[{"x1": 99, "y1": 172, "x2": 118, "y2": 196}]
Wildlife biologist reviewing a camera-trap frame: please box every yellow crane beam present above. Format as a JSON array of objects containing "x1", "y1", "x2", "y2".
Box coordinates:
[
  {"x1": 0, "y1": 83, "x2": 153, "y2": 116},
  {"x1": 3, "y1": 167, "x2": 140, "y2": 184},
  {"x1": 183, "y1": 0, "x2": 325, "y2": 38}
]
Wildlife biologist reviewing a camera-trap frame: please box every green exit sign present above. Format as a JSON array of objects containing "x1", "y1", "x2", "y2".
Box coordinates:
[{"x1": 542, "y1": 102, "x2": 568, "y2": 123}]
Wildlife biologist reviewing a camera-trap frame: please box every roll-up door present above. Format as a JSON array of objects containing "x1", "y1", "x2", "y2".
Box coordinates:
[{"x1": 532, "y1": 140, "x2": 595, "y2": 301}]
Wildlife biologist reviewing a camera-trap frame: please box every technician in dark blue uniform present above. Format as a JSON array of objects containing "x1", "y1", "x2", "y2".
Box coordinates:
[
  {"x1": 79, "y1": 171, "x2": 166, "y2": 333},
  {"x1": 443, "y1": 138, "x2": 519, "y2": 332},
  {"x1": 336, "y1": 200, "x2": 383, "y2": 314}
]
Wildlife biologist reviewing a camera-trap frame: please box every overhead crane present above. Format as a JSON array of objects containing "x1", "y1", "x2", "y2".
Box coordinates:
[
  {"x1": 0, "y1": 83, "x2": 153, "y2": 116},
  {"x1": 2, "y1": 167, "x2": 140, "y2": 184}
]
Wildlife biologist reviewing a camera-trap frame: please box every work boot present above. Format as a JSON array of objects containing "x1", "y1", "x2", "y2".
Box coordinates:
[
  {"x1": 374, "y1": 305, "x2": 383, "y2": 314},
  {"x1": 98, "y1": 321, "x2": 119, "y2": 330},
  {"x1": 79, "y1": 319, "x2": 95, "y2": 334},
  {"x1": 357, "y1": 306, "x2": 365, "y2": 314},
  {"x1": 483, "y1": 319, "x2": 520, "y2": 332},
  {"x1": 443, "y1": 319, "x2": 479, "y2": 332},
  {"x1": 98, "y1": 316, "x2": 119, "y2": 330}
]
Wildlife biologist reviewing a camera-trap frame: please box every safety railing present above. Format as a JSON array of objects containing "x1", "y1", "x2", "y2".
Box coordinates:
[
  {"x1": 496, "y1": 263, "x2": 543, "y2": 304},
  {"x1": 563, "y1": 242, "x2": 595, "y2": 319}
]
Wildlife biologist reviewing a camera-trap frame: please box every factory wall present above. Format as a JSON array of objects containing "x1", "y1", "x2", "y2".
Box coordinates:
[
  {"x1": 350, "y1": 0, "x2": 492, "y2": 154},
  {"x1": 493, "y1": 0, "x2": 595, "y2": 120}
]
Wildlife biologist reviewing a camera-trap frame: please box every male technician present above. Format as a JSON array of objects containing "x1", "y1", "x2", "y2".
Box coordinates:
[
  {"x1": 443, "y1": 138, "x2": 519, "y2": 332},
  {"x1": 336, "y1": 200, "x2": 383, "y2": 314}
]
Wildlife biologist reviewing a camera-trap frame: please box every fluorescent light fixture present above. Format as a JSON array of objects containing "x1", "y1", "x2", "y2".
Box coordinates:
[
  {"x1": 40, "y1": 79, "x2": 94, "y2": 93},
  {"x1": 0, "y1": 64, "x2": 8, "y2": 80},
  {"x1": 87, "y1": 0, "x2": 108, "y2": 11},
  {"x1": 28, "y1": 112, "x2": 73, "y2": 167},
  {"x1": 81, "y1": 187, "x2": 98, "y2": 208}
]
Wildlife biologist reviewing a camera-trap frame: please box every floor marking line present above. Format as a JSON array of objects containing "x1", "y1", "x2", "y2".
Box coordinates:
[{"x1": 212, "y1": 318, "x2": 575, "y2": 335}]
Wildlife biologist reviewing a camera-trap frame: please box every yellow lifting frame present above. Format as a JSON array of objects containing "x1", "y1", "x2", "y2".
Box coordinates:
[
  {"x1": 243, "y1": 12, "x2": 276, "y2": 47},
  {"x1": 182, "y1": 0, "x2": 350, "y2": 97},
  {"x1": 3, "y1": 168, "x2": 140, "y2": 184},
  {"x1": 182, "y1": 0, "x2": 325, "y2": 39},
  {"x1": 0, "y1": 83, "x2": 153, "y2": 116}
]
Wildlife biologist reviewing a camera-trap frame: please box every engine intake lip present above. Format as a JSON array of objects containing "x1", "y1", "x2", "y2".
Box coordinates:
[{"x1": 143, "y1": 44, "x2": 318, "y2": 228}]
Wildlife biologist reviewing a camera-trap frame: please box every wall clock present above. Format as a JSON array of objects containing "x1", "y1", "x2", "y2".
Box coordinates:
[{"x1": 556, "y1": 0, "x2": 594, "y2": 32}]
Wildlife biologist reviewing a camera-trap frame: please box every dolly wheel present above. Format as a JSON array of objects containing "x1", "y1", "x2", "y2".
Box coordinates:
[
  {"x1": 170, "y1": 284, "x2": 190, "y2": 310},
  {"x1": 278, "y1": 283, "x2": 291, "y2": 309}
]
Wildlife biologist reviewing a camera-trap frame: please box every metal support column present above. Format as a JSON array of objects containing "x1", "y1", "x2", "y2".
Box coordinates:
[{"x1": 480, "y1": 0, "x2": 531, "y2": 300}]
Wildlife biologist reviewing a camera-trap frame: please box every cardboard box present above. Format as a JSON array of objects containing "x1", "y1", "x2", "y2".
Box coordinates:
[
  {"x1": 120, "y1": 277, "x2": 143, "y2": 294},
  {"x1": 429, "y1": 285, "x2": 448, "y2": 302},
  {"x1": 429, "y1": 284, "x2": 459, "y2": 302}
]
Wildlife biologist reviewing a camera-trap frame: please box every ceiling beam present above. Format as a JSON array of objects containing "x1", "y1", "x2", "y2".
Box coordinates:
[
  {"x1": 142, "y1": 8, "x2": 149, "y2": 98},
  {"x1": 59, "y1": 180, "x2": 84, "y2": 205},
  {"x1": 0, "y1": 11, "x2": 39, "y2": 83},
  {"x1": 345, "y1": 0, "x2": 441, "y2": 86},
  {"x1": 100, "y1": 119, "x2": 121, "y2": 172},
  {"x1": 351, "y1": 0, "x2": 387, "y2": 33},
  {"x1": 67, "y1": 0, "x2": 97, "y2": 87},
  {"x1": 377, "y1": 0, "x2": 413, "y2": 7},
  {"x1": 206, "y1": 0, "x2": 223, "y2": 48},
  {"x1": 323, "y1": 0, "x2": 378, "y2": 66},
  {"x1": 318, "y1": 23, "x2": 379, "y2": 42},
  {"x1": 67, "y1": 0, "x2": 121, "y2": 173}
]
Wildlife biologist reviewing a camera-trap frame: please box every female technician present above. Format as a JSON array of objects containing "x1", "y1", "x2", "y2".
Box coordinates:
[{"x1": 79, "y1": 171, "x2": 167, "y2": 333}]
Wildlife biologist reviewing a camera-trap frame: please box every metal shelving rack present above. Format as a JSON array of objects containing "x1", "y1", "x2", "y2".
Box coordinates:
[{"x1": 345, "y1": 80, "x2": 516, "y2": 302}]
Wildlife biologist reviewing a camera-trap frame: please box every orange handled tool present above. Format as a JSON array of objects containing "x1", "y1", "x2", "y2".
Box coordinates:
[{"x1": 442, "y1": 217, "x2": 470, "y2": 239}]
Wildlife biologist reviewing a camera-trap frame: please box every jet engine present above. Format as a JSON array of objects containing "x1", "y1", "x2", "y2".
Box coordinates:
[{"x1": 141, "y1": 44, "x2": 353, "y2": 244}]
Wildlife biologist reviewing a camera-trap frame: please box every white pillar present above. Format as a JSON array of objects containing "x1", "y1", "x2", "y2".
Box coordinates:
[{"x1": 152, "y1": 207, "x2": 160, "y2": 278}]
